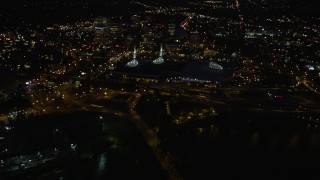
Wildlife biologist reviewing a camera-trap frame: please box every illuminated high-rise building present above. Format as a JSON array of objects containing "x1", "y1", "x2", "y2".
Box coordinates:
[
  {"x1": 94, "y1": 17, "x2": 110, "y2": 44},
  {"x1": 94, "y1": 17, "x2": 109, "y2": 26},
  {"x1": 168, "y1": 24, "x2": 176, "y2": 36}
]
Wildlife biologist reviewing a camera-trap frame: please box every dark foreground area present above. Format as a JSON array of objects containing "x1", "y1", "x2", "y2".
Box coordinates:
[
  {"x1": 162, "y1": 111, "x2": 320, "y2": 180},
  {"x1": 0, "y1": 111, "x2": 167, "y2": 180},
  {"x1": 136, "y1": 95, "x2": 320, "y2": 180}
]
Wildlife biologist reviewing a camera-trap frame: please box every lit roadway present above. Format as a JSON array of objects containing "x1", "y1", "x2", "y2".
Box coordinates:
[
  {"x1": 180, "y1": 14, "x2": 194, "y2": 30},
  {"x1": 296, "y1": 76, "x2": 320, "y2": 95},
  {"x1": 20, "y1": 73, "x2": 320, "y2": 117},
  {"x1": 145, "y1": 82, "x2": 320, "y2": 114},
  {"x1": 129, "y1": 92, "x2": 182, "y2": 180}
]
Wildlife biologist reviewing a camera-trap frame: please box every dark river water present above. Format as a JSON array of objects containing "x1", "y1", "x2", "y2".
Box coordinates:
[
  {"x1": 163, "y1": 111, "x2": 320, "y2": 180},
  {"x1": 3, "y1": 110, "x2": 320, "y2": 180}
]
